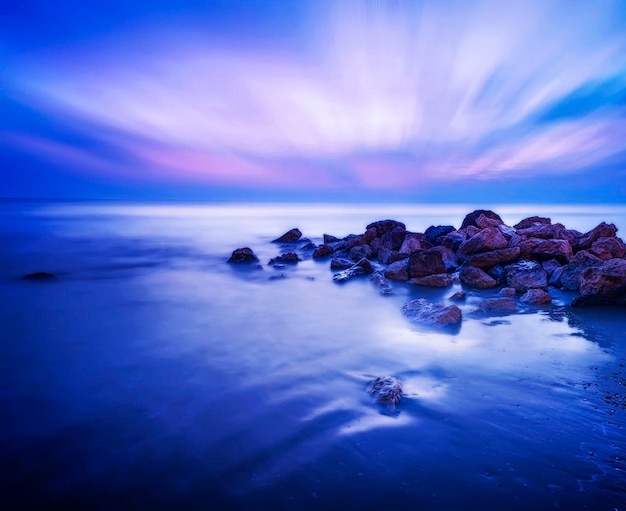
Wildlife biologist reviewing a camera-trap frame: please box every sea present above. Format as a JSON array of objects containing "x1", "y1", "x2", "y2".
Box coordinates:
[{"x1": 1, "y1": 200, "x2": 625, "y2": 511}]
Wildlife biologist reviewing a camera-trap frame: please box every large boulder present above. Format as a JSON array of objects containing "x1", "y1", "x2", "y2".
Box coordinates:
[
  {"x1": 408, "y1": 249, "x2": 447, "y2": 277},
  {"x1": 578, "y1": 222, "x2": 618, "y2": 250},
  {"x1": 409, "y1": 274, "x2": 454, "y2": 287},
  {"x1": 228, "y1": 247, "x2": 259, "y2": 263},
  {"x1": 464, "y1": 246, "x2": 520, "y2": 269},
  {"x1": 504, "y1": 260, "x2": 547, "y2": 292},
  {"x1": 366, "y1": 219, "x2": 406, "y2": 238},
  {"x1": 475, "y1": 213, "x2": 503, "y2": 229},
  {"x1": 459, "y1": 266, "x2": 498, "y2": 289},
  {"x1": 572, "y1": 258, "x2": 626, "y2": 306},
  {"x1": 385, "y1": 259, "x2": 410, "y2": 281},
  {"x1": 273, "y1": 228, "x2": 302, "y2": 243},
  {"x1": 401, "y1": 298, "x2": 462, "y2": 326},
  {"x1": 589, "y1": 237, "x2": 626, "y2": 259},
  {"x1": 559, "y1": 250, "x2": 604, "y2": 290},
  {"x1": 458, "y1": 227, "x2": 508, "y2": 257},
  {"x1": 530, "y1": 239, "x2": 573, "y2": 264},
  {"x1": 461, "y1": 210, "x2": 503, "y2": 229}
]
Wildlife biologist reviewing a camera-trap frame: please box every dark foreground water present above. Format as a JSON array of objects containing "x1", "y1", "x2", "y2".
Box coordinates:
[{"x1": 1, "y1": 201, "x2": 625, "y2": 511}]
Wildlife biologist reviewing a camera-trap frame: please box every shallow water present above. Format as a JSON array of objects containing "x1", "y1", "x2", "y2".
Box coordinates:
[{"x1": 1, "y1": 201, "x2": 625, "y2": 510}]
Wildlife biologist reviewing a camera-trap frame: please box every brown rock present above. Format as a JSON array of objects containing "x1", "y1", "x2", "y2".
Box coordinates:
[
  {"x1": 380, "y1": 227, "x2": 407, "y2": 251},
  {"x1": 590, "y1": 237, "x2": 626, "y2": 259},
  {"x1": 400, "y1": 233, "x2": 430, "y2": 254},
  {"x1": 573, "y1": 258, "x2": 626, "y2": 306},
  {"x1": 408, "y1": 249, "x2": 447, "y2": 277},
  {"x1": 432, "y1": 246, "x2": 458, "y2": 271},
  {"x1": 559, "y1": 250, "x2": 604, "y2": 290},
  {"x1": 514, "y1": 216, "x2": 551, "y2": 229},
  {"x1": 323, "y1": 234, "x2": 341, "y2": 244},
  {"x1": 459, "y1": 266, "x2": 498, "y2": 289},
  {"x1": 499, "y1": 287, "x2": 517, "y2": 297},
  {"x1": 401, "y1": 298, "x2": 462, "y2": 326},
  {"x1": 273, "y1": 228, "x2": 302, "y2": 243},
  {"x1": 475, "y1": 297, "x2": 518, "y2": 313},
  {"x1": 578, "y1": 222, "x2": 618, "y2": 249},
  {"x1": 385, "y1": 259, "x2": 410, "y2": 281},
  {"x1": 228, "y1": 247, "x2": 259, "y2": 263},
  {"x1": 464, "y1": 246, "x2": 521, "y2": 269},
  {"x1": 362, "y1": 227, "x2": 378, "y2": 244},
  {"x1": 350, "y1": 244, "x2": 373, "y2": 261},
  {"x1": 520, "y1": 289, "x2": 552, "y2": 305},
  {"x1": 313, "y1": 244, "x2": 334, "y2": 259},
  {"x1": 441, "y1": 230, "x2": 467, "y2": 251},
  {"x1": 458, "y1": 227, "x2": 508, "y2": 257},
  {"x1": 504, "y1": 261, "x2": 547, "y2": 292},
  {"x1": 409, "y1": 274, "x2": 454, "y2": 287},
  {"x1": 531, "y1": 239, "x2": 572, "y2": 264},
  {"x1": 461, "y1": 209, "x2": 503, "y2": 229},
  {"x1": 475, "y1": 213, "x2": 503, "y2": 229},
  {"x1": 449, "y1": 291, "x2": 466, "y2": 301},
  {"x1": 366, "y1": 219, "x2": 406, "y2": 238}
]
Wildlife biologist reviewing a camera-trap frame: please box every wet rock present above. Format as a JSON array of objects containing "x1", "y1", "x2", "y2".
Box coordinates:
[
  {"x1": 330, "y1": 257, "x2": 354, "y2": 270},
  {"x1": 464, "y1": 246, "x2": 520, "y2": 269},
  {"x1": 432, "y1": 246, "x2": 458, "y2": 271},
  {"x1": 408, "y1": 249, "x2": 447, "y2": 277},
  {"x1": 228, "y1": 247, "x2": 259, "y2": 263},
  {"x1": 441, "y1": 230, "x2": 467, "y2": 251},
  {"x1": 370, "y1": 271, "x2": 393, "y2": 295},
  {"x1": 514, "y1": 216, "x2": 551, "y2": 230},
  {"x1": 401, "y1": 298, "x2": 462, "y2": 326},
  {"x1": 367, "y1": 376, "x2": 403, "y2": 410},
  {"x1": 353, "y1": 257, "x2": 374, "y2": 274},
  {"x1": 268, "y1": 252, "x2": 300, "y2": 265},
  {"x1": 549, "y1": 266, "x2": 565, "y2": 287},
  {"x1": 323, "y1": 234, "x2": 341, "y2": 244},
  {"x1": 273, "y1": 228, "x2": 302, "y2": 243},
  {"x1": 449, "y1": 291, "x2": 467, "y2": 301},
  {"x1": 572, "y1": 258, "x2": 626, "y2": 306},
  {"x1": 578, "y1": 222, "x2": 618, "y2": 250},
  {"x1": 499, "y1": 287, "x2": 517, "y2": 298},
  {"x1": 409, "y1": 273, "x2": 454, "y2": 288},
  {"x1": 328, "y1": 240, "x2": 347, "y2": 252},
  {"x1": 384, "y1": 259, "x2": 410, "y2": 281},
  {"x1": 504, "y1": 260, "x2": 547, "y2": 292},
  {"x1": 350, "y1": 244, "x2": 373, "y2": 261},
  {"x1": 475, "y1": 297, "x2": 518, "y2": 313},
  {"x1": 541, "y1": 259, "x2": 561, "y2": 278},
  {"x1": 459, "y1": 266, "x2": 498, "y2": 289},
  {"x1": 313, "y1": 244, "x2": 334, "y2": 259},
  {"x1": 400, "y1": 233, "x2": 430, "y2": 254},
  {"x1": 366, "y1": 219, "x2": 406, "y2": 238},
  {"x1": 333, "y1": 265, "x2": 367, "y2": 283},
  {"x1": 461, "y1": 209, "x2": 504, "y2": 229},
  {"x1": 515, "y1": 237, "x2": 544, "y2": 260},
  {"x1": 21, "y1": 272, "x2": 56, "y2": 280},
  {"x1": 559, "y1": 250, "x2": 604, "y2": 291},
  {"x1": 301, "y1": 241, "x2": 317, "y2": 251},
  {"x1": 589, "y1": 237, "x2": 626, "y2": 259},
  {"x1": 458, "y1": 227, "x2": 508, "y2": 257},
  {"x1": 520, "y1": 288, "x2": 552, "y2": 305},
  {"x1": 530, "y1": 239, "x2": 572, "y2": 264},
  {"x1": 424, "y1": 225, "x2": 456, "y2": 245},
  {"x1": 498, "y1": 224, "x2": 517, "y2": 239}
]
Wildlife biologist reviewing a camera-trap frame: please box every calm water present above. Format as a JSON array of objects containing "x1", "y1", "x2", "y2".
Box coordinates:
[{"x1": 1, "y1": 201, "x2": 625, "y2": 510}]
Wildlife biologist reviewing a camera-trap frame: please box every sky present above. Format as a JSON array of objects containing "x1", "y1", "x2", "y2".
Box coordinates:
[{"x1": 1, "y1": 0, "x2": 626, "y2": 202}]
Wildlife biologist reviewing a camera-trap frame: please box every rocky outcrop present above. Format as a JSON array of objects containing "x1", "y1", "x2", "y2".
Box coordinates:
[
  {"x1": 228, "y1": 247, "x2": 259, "y2": 263},
  {"x1": 401, "y1": 298, "x2": 462, "y2": 326},
  {"x1": 367, "y1": 376, "x2": 403, "y2": 410},
  {"x1": 273, "y1": 228, "x2": 302, "y2": 243},
  {"x1": 578, "y1": 222, "x2": 618, "y2": 250},
  {"x1": 572, "y1": 258, "x2": 626, "y2": 306},
  {"x1": 589, "y1": 237, "x2": 626, "y2": 259},
  {"x1": 504, "y1": 261, "x2": 547, "y2": 292},
  {"x1": 459, "y1": 266, "x2": 498, "y2": 289}
]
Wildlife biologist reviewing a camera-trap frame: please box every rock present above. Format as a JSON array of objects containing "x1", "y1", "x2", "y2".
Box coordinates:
[
  {"x1": 424, "y1": 225, "x2": 456, "y2": 245},
  {"x1": 498, "y1": 224, "x2": 517, "y2": 239},
  {"x1": 515, "y1": 237, "x2": 544, "y2": 260},
  {"x1": 21, "y1": 272, "x2": 56, "y2": 280},
  {"x1": 530, "y1": 239, "x2": 573, "y2": 264},
  {"x1": 273, "y1": 228, "x2": 302, "y2": 243},
  {"x1": 475, "y1": 213, "x2": 503, "y2": 229},
  {"x1": 350, "y1": 244, "x2": 373, "y2": 261},
  {"x1": 520, "y1": 289, "x2": 552, "y2": 305},
  {"x1": 541, "y1": 259, "x2": 561, "y2": 278},
  {"x1": 400, "y1": 233, "x2": 429, "y2": 254},
  {"x1": 458, "y1": 227, "x2": 508, "y2": 257},
  {"x1": 559, "y1": 250, "x2": 604, "y2": 290},
  {"x1": 461, "y1": 209, "x2": 504, "y2": 229},
  {"x1": 268, "y1": 252, "x2": 300, "y2": 265},
  {"x1": 441, "y1": 230, "x2": 467, "y2": 251},
  {"x1": 330, "y1": 257, "x2": 353, "y2": 270},
  {"x1": 459, "y1": 266, "x2": 498, "y2": 289},
  {"x1": 549, "y1": 266, "x2": 565, "y2": 287},
  {"x1": 323, "y1": 234, "x2": 341, "y2": 244},
  {"x1": 384, "y1": 259, "x2": 410, "y2": 281},
  {"x1": 301, "y1": 241, "x2": 317, "y2": 251},
  {"x1": 499, "y1": 287, "x2": 517, "y2": 297},
  {"x1": 589, "y1": 237, "x2": 626, "y2": 259},
  {"x1": 313, "y1": 244, "x2": 334, "y2": 259},
  {"x1": 362, "y1": 227, "x2": 378, "y2": 244},
  {"x1": 449, "y1": 291, "x2": 466, "y2": 301},
  {"x1": 269, "y1": 274, "x2": 288, "y2": 281},
  {"x1": 409, "y1": 274, "x2": 454, "y2": 287},
  {"x1": 345, "y1": 234, "x2": 365, "y2": 250},
  {"x1": 464, "y1": 246, "x2": 520, "y2": 269},
  {"x1": 228, "y1": 247, "x2": 259, "y2": 263},
  {"x1": 333, "y1": 266, "x2": 367, "y2": 283},
  {"x1": 366, "y1": 219, "x2": 406, "y2": 238},
  {"x1": 329, "y1": 240, "x2": 347, "y2": 252},
  {"x1": 514, "y1": 216, "x2": 551, "y2": 229},
  {"x1": 367, "y1": 376, "x2": 403, "y2": 410},
  {"x1": 432, "y1": 246, "x2": 458, "y2": 271},
  {"x1": 578, "y1": 222, "x2": 618, "y2": 250},
  {"x1": 401, "y1": 298, "x2": 462, "y2": 326},
  {"x1": 504, "y1": 260, "x2": 547, "y2": 292},
  {"x1": 408, "y1": 249, "x2": 447, "y2": 277},
  {"x1": 353, "y1": 258, "x2": 374, "y2": 274},
  {"x1": 516, "y1": 223, "x2": 566, "y2": 240},
  {"x1": 380, "y1": 227, "x2": 407, "y2": 251},
  {"x1": 378, "y1": 248, "x2": 393, "y2": 264},
  {"x1": 486, "y1": 265, "x2": 506, "y2": 286},
  {"x1": 370, "y1": 271, "x2": 393, "y2": 295},
  {"x1": 572, "y1": 258, "x2": 626, "y2": 306},
  {"x1": 475, "y1": 297, "x2": 518, "y2": 313}
]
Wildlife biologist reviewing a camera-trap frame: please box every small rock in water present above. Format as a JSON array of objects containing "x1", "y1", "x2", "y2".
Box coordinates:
[
  {"x1": 449, "y1": 291, "x2": 466, "y2": 301},
  {"x1": 367, "y1": 376, "x2": 403, "y2": 410},
  {"x1": 21, "y1": 272, "x2": 56, "y2": 280},
  {"x1": 228, "y1": 247, "x2": 259, "y2": 264},
  {"x1": 402, "y1": 298, "x2": 462, "y2": 326},
  {"x1": 520, "y1": 288, "x2": 552, "y2": 305}
]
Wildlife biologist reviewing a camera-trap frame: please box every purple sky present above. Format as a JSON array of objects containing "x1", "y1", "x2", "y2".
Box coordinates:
[{"x1": 2, "y1": 0, "x2": 626, "y2": 202}]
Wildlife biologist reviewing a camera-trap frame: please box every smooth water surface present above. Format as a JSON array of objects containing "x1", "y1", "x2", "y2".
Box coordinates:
[{"x1": 1, "y1": 201, "x2": 625, "y2": 510}]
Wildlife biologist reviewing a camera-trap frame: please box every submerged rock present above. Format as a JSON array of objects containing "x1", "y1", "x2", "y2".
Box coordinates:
[
  {"x1": 370, "y1": 271, "x2": 392, "y2": 295},
  {"x1": 367, "y1": 376, "x2": 403, "y2": 410},
  {"x1": 332, "y1": 258, "x2": 374, "y2": 283},
  {"x1": 21, "y1": 272, "x2": 56, "y2": 280},
  {"x1": 228, "y1": 247, "x2": 259, "y2": 264},
  {"x1": 273, "y1": 228, "x2": 303, "y2": 243},
  {"x1": 402, "y1": 298, "x2": 462, "y2": 326}
]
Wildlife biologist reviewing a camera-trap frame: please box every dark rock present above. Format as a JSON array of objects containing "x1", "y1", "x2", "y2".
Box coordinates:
[
  {"x1": 458, "y1": 227, "x2": 508, "y2": 257},
  {"x1": 353, "y1": 258, "x2": 374, "y2": 274},
  {"x1": 273, "y1": 228, "x2": 302, "y2": 243},
  {"x1": 313, "y1": 244, "x2": 334, "y2": 259},
  {"x1": 378, "y1": 248, "x2": 393, "y2": 264},
  {"x1": 475, "y1": 297, "x2": 518, "y2": 313},
  {"x1": 520, "y1": 288, "x2": 552, "y2": 305},
  {"x1": 559, "y1": 250, "x2": 604, "y2": 291},
  {"x1": 369, "y1": 237, "x2": 382, "y2": 254},
  {"x1": 459, "y1": 266, "x2": 498, "y2": 289},
  {"x1": 408, "y1": 249, "x2": 447, "y2": 278},
  {"x1": 21, "y1": 272, "x2": 56, "y2": 280},
  {"x1": 409, "y1": 274, "x2": 454, "y2": 287},
  {"x1": 268, "y1": 252, "x2": 300, "y2": 265},
  {"x1": 228, "y1": 247, "x2": 259, "y2": 263},
  {"x1": 578, "y1": 222, "x2": 618, "y2": 250},
  {"x1": 463, "y1": 225, "x2": 481, "y2": 238},
  {"x1": 475, "y1": 213, "x2": 503, "y2": 229},
  {"x1": 424, "y1": 225, "x2": 455, "y2": 244},
  {"x1": 389, "y1": 251, "x2": 410, "y2": 264},
  {"x1": 384, "y1": 259, "x2": 410, "y2": 281},
  {"x1": 464, "y1": 246, "x2": 520, "y2": 269},
  {"x1": 333, "y1": 266, "x2": 367, "y2": 283},
  {"x1": 432, "y1": 246, "x2": 458, "y2": 271},
  {"x1": 367, "y1": 376, "x2": 403, "y2": 410},
  {"x1": 441, "y1": 230, "x2": 467, "y2": 251},
  {"x1": 370, "y1": 271, "x2": 392, "y2": 295},
  {"x1": 572, "y1": 258, "x2": 626, "y2": 306},
  {"x1": 350, "y1": 244, "x2": 373, "y2": 261},
  {"x1": 400, "y1": 233, "x2": 430, "y2": 254},
  {"x1": 363, "y1": 227, "x2": 378, "y2": 244},
  {"x1": 328, "y1": 240, "x2": 347, "y2": 252},
  {"x1": 548, "y1": 266, "x2": 565, "y2": 287},
  {"x1": 515, "y1": 237, "x2": 544, "y2": 260},
  {"x1": 499, "y1": 287, "x2": 516, "y2": 297},
  {"x1": 401, "y1": 298, "x2": 462, "y2": 326},
  {"x1": 330, "y1": 257, "x2": 354, "y2": 270},
  {"x1": 516, "y1": 223, "x2": 566, "y2": 240},
  {"x1": 345, "y1": 234, "x2": 365, "y2": 250},
  {"x1": 461, "y1": 210, "x2": 503, "y2": 229},
  {"x1": 323, "y1": 234, "x2": 341, "y2": 244},
  {"x1": 530, "y1": 239, "x2": 572, "y2": 264},
  {"x1": 514, "y1": 216, "x2": 551, "y2": 229},
  {"x1": 486, "y1": 265, "x2": 506, "y2": 286},
  {"x1": 380, "y1": 227, "x2": 407, "y2": 251},
  {"x1": 541, "y1": 259, "x2": 561, "y2": 278},
  {"x1": 449, "y1": 291, "x2": 466, "y2": 301},
  {"x1": 366, "y1": 219, "x2": 406, "y2": 238},
  {"x1": 498, "y1": 224, "x2": 517, "y2": 239},
  {"x1": 504, "y1": 260, "x2": 547, "y2": 292},
  {"x1": 589, "y1": 237, "x2": 626, "y2": 259}
]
